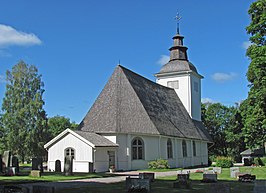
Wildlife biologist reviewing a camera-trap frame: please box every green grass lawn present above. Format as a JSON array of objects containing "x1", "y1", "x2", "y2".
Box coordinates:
[
  {"x1": 0, "y1": 171, "x2": 114, "y2": 185},
  {"x1": 1, "y1": 166, "x2": 265, "y2": 192},
  {"x1": 57, "y1": 166, "x2": 266, "y2": 193}
]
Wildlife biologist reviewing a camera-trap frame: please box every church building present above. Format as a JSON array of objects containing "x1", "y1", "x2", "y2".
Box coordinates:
[{"x1": 44, "y1": 30, "x2": 212, "y2": 173}]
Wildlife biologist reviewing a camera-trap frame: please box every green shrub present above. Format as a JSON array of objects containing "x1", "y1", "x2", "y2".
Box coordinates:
[
  {"x1": 261, "y1": 157, "x2": 266, "y2": 165},
  {"x1": 148, "y1": 159, "x2": 169, "y2": 169},
  {"x1": 215, "y1": 156, "x2": 233, "y2": 168},
  {"x1": 209, "y1": 155, "x2": 216, "y2": 162},
  {"x1": 254, "y1": 157, "x2": 264, "y2": 166}
]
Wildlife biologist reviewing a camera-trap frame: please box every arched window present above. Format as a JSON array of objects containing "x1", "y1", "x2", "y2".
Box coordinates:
[
  {"x1": 132, "y1": 137, "x2": 144, "y2": 160},
  {"x1": 193, "y1": 141, "x2": 196, "y2": 157},
  {"x1": 167, "y1": 139, "x2": 173, "y2": 159},
  {"x1": 182, "y1": 140, "x2": 187, "y2": 157},
  {"x1": 65, "y1": 147, "x2": 75, "y2": 159}
]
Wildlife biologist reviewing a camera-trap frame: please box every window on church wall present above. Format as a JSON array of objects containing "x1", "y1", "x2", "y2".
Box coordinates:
[
  {"x1": 167, "y1": 139, "x2": 173, "y2": 159},
  {"x1": 167, "y1": 80, "x2": 179, "y2": 89},
  {"x1": 132, "y1": 137, "x2": 144, "y2": 160},
  {"x1": 182, "y1": 140, "x2": 187, "y2": 157},
  {"x1": 194, "y1": 81, "x2": 198, "y2": 92},
  {"x1": 65, "y1": 147, "x2": 75, "y2": 159},
  {"x1": 193, "y1": 141, "x2": 196, "y2": 157}
]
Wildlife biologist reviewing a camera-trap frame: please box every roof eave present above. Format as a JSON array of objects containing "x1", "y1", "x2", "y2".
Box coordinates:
[{"x1": 154, "y1": 70, "x2": 204, "y2": 79}]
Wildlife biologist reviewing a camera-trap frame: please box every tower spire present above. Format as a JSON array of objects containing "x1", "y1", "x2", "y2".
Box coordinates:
[{"x1": 175, "y1": 11, "x2": 182, "y2": 34}]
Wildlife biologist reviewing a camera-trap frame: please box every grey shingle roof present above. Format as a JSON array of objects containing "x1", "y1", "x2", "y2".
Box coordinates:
[
  {"x1": 78, "y1": 65, "x2": 211, "y2": 142},
  {"x1": 157, "y1": 60, "x2": 198, "y2": 74},
  {"x1": 74, "y1": 131, "x2": 118, "y2": 147}
]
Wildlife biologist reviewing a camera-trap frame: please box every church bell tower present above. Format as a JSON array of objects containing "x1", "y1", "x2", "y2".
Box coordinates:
[{"x1": 154, "y1": 16, "x2": 203, "y2": 121}]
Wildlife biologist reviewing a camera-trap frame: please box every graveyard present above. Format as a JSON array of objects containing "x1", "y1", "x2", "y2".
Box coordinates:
[{"x1": 0, "y1": 162, "x2": 265, "y2": 192}]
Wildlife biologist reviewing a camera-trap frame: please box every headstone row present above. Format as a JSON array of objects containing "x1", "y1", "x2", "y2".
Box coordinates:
[{"x1": 0, "y1": 151, "x2": 19, "y2": 175}]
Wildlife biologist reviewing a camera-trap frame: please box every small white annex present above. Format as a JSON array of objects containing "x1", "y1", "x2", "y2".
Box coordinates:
[{"x1": 44, "y1": 31, "x2": 212, "y2": 173}]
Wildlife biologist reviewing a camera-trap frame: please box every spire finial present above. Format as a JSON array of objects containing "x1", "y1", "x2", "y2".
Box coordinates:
[{"x1": 174, "y1": 11, "x2": 182, "y2": 34}]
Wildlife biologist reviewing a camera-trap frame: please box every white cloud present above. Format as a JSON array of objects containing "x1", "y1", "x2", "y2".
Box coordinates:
[
  {"x1": 0, "y1": 75, "x2": 6, "y2": 83},
  {"x1": 211, "y1": 72, "x2": 238, "y2": 82},
  {"x1": 242, "y1": 41, "x2": 252, "y2": 49},
  {"x1": 157, "y1": 55, "x2": 170, "y2": 66},
  {"x1": 0, "y1": 24, "x2": 42, "y2": 48},
  {"x1": 201, "y1": 98, "x2": 216, "y2": 104}
]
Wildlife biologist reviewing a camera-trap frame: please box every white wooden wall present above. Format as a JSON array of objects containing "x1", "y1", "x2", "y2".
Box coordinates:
[{"x1": 47, "y1": 133, "x2": 93, "y2": 172}]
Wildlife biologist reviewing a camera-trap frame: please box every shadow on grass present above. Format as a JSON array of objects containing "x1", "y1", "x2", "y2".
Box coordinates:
[
  {"x1": 29, "y1": 179, "x2": 256, "y2": 193},
  {"x1": 0, "y1": 172, "x2": 116, "y2": 185}
]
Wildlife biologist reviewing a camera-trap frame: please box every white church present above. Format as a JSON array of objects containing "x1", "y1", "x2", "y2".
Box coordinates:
[{"x1": 44, "y1": 30, "x2": 212, "y2": 173}]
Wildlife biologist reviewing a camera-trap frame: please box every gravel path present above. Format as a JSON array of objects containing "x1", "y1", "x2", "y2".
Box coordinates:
[{"x1": 18, "y1": 168, "x2": 204, "y2": 192}]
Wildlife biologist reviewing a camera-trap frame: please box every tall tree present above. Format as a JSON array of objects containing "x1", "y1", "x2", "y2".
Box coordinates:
[
  {"x1": 225, "y1": 104, "x2": 246, "y2": 162},
  {"x1": 1, "y1": 61, "x2": 48, "y2": 161},
  {"x1": 201, "y1": 103, "x2": 235, "y2": 156},
  {"x1": 48, "y1": 115, "x2": 78, "y2": 139},
  {"x1": 244, "y1": 0, "x2": 266, "y2": 148}
]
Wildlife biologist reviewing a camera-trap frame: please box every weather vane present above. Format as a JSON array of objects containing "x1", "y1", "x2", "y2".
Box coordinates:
[{"x1": 174, "y1": 11, "x2": 182, "y2": 34}]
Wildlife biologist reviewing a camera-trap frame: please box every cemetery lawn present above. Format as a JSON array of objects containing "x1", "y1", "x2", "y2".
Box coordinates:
[
  {"x1": 0, "y1": 172, "x2": 115, "y2": 185},
  {"x1": 56, "y1": 166, "x2": 266, "y2": 193}
]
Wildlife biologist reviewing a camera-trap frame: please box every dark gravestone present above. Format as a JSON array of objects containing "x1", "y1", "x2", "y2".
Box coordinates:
[
  {"x1": 89, "y1": 162, "x2": 94, "y2": 173},
  {"x1": 126, "y1": 177, "x2": 150, "y2": 193},
  {"x1": 173, "y1": 173, "x2": 191, "y2": 189},
  {"x1": 55, "y1": 160, "x2": 61, "y2": 172},
  {"x1": 32, "y1": 158, "x2": 43, "y2": 172},
  {"x1": 64, "y1": 156, "x2": 73, "y2": 176},
  {"x1": 139, "y1": 173, "x2": 155, "y2": 182},
  {"x1": 12, "y1": 156, "x2": 19, "y2": 174},
  {"x1": 33, "y1": 185, "x2": 54, "y2": 193},
  {"x1": 2, "y1": 151, "x2": 11, "y2": 170}
]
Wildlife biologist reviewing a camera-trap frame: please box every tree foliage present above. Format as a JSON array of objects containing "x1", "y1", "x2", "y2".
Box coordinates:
[
  {"x1": 48, "y1": 115, "x2": 78, "y2": 139},
  {"x1": 1, "y1": 61, "x2": 48, "y2": 161},
  {"x1": 201, "y1": 103, "x2": 235, "y2": 156},
  {"x1": 202, "y1": 102, "x2": 248, "y2": 161},
  {"x1": 243, "y1": 0, "x2": 266, "y2": 148}
]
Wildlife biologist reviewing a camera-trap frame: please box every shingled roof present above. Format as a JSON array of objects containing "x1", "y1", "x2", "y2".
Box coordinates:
[
  {"x1": 74, "y1": 131, "x2": 118, "y2": 147},
  {"x1": 78, "y1": 65, "x2": 212, "y2": 142}
]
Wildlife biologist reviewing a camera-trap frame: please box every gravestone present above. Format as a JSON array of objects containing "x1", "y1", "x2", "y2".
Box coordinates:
[
  {"x1": 212, "y1": 167, "x2": 222, "y2": 174},
  {"x1": 230, "y1": 167, "x2": 239, "y2": 178},
  {"x1": 2, "y1": 151, "x2": 11, "y2": 170},
  {"x1": 30, "y1": 170, "x2": 41, "y2": 177},
  {"x1": 55, "y1": 160, "x2": 61, "y2": 172},
  {"x1": 139, "y1": 173, "x2": 155, "y2": 182},
  {"x1": 202, "y1": 171, "x2": 217, "y2": 182},
  {"x1": 32, "y1": 158, "x2": 43, "y2": 172},
  {"x1": 126, "y1": 177, "x2": 150, "y2": 193},
  {"x1": 173, "y1": 173, "x2": 191, "y2": 189},
  {"x1": 64, "y1": 156, "x2": 73, "y2": 176},
  {"x1": 207, "y1": 183, "x2": 230, "y2": 193},
  {"x1": 33, "y1": 185, "x2": 55, "y2": 193},
  {"x1": 12, "y1": 156, "x2": 19, "y2": 174}
]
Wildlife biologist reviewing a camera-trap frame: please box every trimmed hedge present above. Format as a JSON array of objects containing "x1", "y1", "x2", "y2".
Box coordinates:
[
  {"x1": 215, "y1": 156, "x2": 233, "y2": 168},
  {"x1": 148, "y1": 159, "x2": 169, "y2": 169}
]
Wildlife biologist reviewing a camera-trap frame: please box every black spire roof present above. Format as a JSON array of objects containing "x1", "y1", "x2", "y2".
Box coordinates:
[{"x1": 155, "y1": 33, "x2": 199, "y2": 76}]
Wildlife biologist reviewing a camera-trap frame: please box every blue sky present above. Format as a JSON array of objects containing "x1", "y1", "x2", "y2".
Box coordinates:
[{"x1": 0, "y1": 0, "x2": 254, "y2": 123}]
